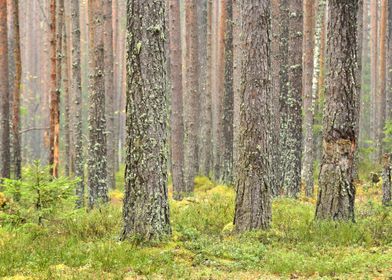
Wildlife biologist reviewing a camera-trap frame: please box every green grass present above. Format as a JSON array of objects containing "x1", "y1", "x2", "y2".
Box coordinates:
[{"x1": 1, "y1": 176, "x2": 392, "y2": 279}]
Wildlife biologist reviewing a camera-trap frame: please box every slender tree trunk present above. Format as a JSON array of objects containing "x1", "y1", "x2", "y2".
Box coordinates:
[
  {"x1": 280, "y1": 0, "x2": 303, "y2": 197},
  {"x1": 10, "y1": 0, "x2": 21, "y2": 179},
  {"x1": 71, "y1": 0, "x2": 84, "y2": 208},
  {"x1": 234, "y1": 0, "x2": 272, "y2": 232},
  {"x1": 377, "y1": 0, "x2": 387, "y2": 159},
  {"x1": 370, "y1": 0, "x2": 378, "y2": 146},
  {"x1": 222, "y1": 0, "x2": 234, "y2": 185},
  {"x1": 122, "y1": 0, "x2": 171, "y2": 241},
  {"x1": 49, "y1": 0, "x2": 59, "y2": 177},
  {"x1": 54, "y1": 0, "x2": 64, "y2": 177},
  {"x1": 63, "y1": 11, "x2": 71, "y2": 177},
  {"x1": 88, "y1": 0, "x2": 108, "y2": 208},
  {"x1": 184, "y1": 0, "x2": 199, "y2": 193},
  {"x1": 382, "y1": 153, "x2": 392, "y2": 205},
  {"x1": 232, "y1": 0, "x2": 241, "y2": 186},
  {"x1": 387, "y1": 0, "x2": 392, "y2": 121},
  {"x1": 198, "y1": 0, "x2": 212, "y2": 177},
  {"x1": 0, "y1": 0, "x2": 10, "y2": 179},
  {"x1": 169, "y1": 0, "x2": 185, "y2": 199},
  {"x1": 316, "y1": 0, "x2": 359, "y2": 221},
  {"x1": 104, "y1": 0, "x2": 116, "y2": 189},
  {"x1": 302, "y1": 0, "x2": 315, "y2": 197}
]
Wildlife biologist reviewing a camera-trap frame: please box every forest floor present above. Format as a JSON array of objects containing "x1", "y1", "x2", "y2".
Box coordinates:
[{"x1": 0, "y1": 173, "x2": 392, "y2": 279}]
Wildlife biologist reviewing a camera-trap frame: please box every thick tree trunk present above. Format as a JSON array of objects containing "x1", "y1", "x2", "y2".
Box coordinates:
[
  {"x1": 222, "y1": 0, "x2": 234, "y2": 185},
  {"x1": 169, "y1": 0, "x2": 185, "y2": 199},
  {"x1": 302, "y1": 0, "x2": 315, "y2": 197},
  {"x1": 280, "y1": 0, "x2": 303, "y2": 197},
  {"x1": 316, "y1": 0, "x2": 359, "y2": 221},
  {"x1": 88, "y1": 0, "x2": 108, "y2": 208},
  {"x1": 0, "y1": 0, "x2": 9, "y2": 179},
  {"x1": 382, "y1": 153, "x2": 392, "y2": 205},
  {"x1": 104, "y1": 0, "x2": 116, "y2": 189},
  {"x1": 234, "y1": 0, "x2": 272, "y2": 232},
  {"x1": 184, "y1": 0, "x2": 199, "y2": 193},
  {"x1": 71, "y1": 0, "x2": 85, "y2": 208},
  {"x1": 10, "y1": 0, "x2": 21, "y2": 179},
  {"x1": 122, "y1": 0, "x2": 171, "y2": 240},
  {"x1": 49, "y1": 0, "x2": 59, "y2": 177}
]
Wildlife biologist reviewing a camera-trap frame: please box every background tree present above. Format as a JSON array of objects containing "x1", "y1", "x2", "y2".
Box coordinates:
[
  {"x1": 222, "y1": 0, "x2": 234, "y2": 184},
  {"x1": 316, "y1": 0, "x2": 359, "y2": 221},
  {"x1": 377, "y1": 0, "x2": 387, "y2": 158},
  {"x1": 184, "y1": 0, "x2": 199, "y2": 193},
  {"x1": 169, "y1": 0, "x2": 185, "y2": 199},
  {"x1": 302, "y1": 0, "x2": 315, "y2": 196},
  {"x1": 71, "y1": 0, "x2": 84, "y2": 208},
  {"x1": 0, "y1": 0, "x2": 9, "y2": 179},
  {"x1": 370, "y1": 0, "x2": 378, "y2": 146},
  {"x1": 49, "y1": 0, "x2": 59, "y2": 177},
  {"x1": 234, "y1": 0, "x2": 272, "y2": 232},
  {"x1": 122, "y1": 0, "x2": 171, "y2": 240},
  {"x1": 10, "y1": 0, "x2": 21, "y2": 179},
  {"x1": 280, "y1": 0, "x2": 303, "y2": 197},
  {"x1": 87, "y1": 0, "x2": 108, "y2": 208},
  {"x1": 104, "y1": 0, "x2": 116, "y2": 189}
]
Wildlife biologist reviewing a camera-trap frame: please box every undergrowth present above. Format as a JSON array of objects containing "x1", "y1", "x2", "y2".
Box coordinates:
[{"x1": 0, "y1": 172, "x2": 391, "y2": 279}]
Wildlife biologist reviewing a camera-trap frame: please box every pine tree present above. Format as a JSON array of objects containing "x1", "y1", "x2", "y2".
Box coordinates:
[
  {"x1": 122, "y1": 0, "x2": 171, "y2": 240},
  {"x1": 234, "y1": 0, "x2": 273, "y2": 232},
  {"x1": 88, "y1": 0, "x2": 108, "y2": 208},
  {"x1": 316, "y1": 0, "x2": 360, "y2": 221}
]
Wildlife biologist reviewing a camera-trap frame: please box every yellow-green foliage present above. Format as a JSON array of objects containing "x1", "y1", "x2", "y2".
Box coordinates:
[{"x1": 0, "y1": 175, "x2": 392, "y2": 279}]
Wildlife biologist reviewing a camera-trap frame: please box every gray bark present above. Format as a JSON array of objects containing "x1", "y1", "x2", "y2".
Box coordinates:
[
  {"x1": 122, "y1": 0, "x2": 171, "y2": 240},
  {"x1": 88, "y1": 0, "x2": 108, "y2": 208},
  {"x1": 279, "y1": 0, "x2": 303, "y2": 198},
  {"x1": 71, "y1": 0, "x2": 85, "y2": 208}
]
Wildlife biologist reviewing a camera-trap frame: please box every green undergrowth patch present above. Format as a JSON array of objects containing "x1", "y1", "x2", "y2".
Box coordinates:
[{"x1": 1, "y1": 176, "x2": 391, "y2": 279}]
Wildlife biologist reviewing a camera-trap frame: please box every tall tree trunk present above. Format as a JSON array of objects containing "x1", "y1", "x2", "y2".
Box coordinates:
[
  {"x1": 280, "y1": 0, "x2": 303, "y2": 197},
  {"x1": 11, "y1": 0, "x2": 21, "y2": 179},
  {"x1": 234, "y1": 0, "x2": 273, "y2": 232},
  {"x1": 71, "y1": 0, "x2": 84, "y2": 208},
  {"x1": 198, "y1": 0, "x2": 212, "y2": 177},
  {"x1": 222, "y1": 0, "x2": 234, "y2": 185},
  {"x1": 88, "y1": 0, "x2": 108, "y2": 208},
  {"x1": 302, "y1": 0, "x2": 315, "y2": 197},
  {"x1": 104, "y1": 0, "x2": 116, "y2": 189},
  {"x1": 0, "y1": 0, "x2": 10, "y2": 179},
  {"x1": 184, "y1": 0, "x2": 199, "y2": 193},
  {"x1": 169, "y1": 0, "x2": 185, "y2": 199},
  {"x1": 270, "y1": 0, "x2": 282, "y2": 197},
  {"x1": 63, "y1": 11, "x2": 71, "y2": 177},
  {"x1": 54, "y1": 0, "x2": 64, "y2": 177},
  {"x1": 370, "y1": 0, "x2": 378, "y2": 147},
  {"x1": 122, "y1": 0, "x2": 171, "y2": 241},
  {"x1": 316, "y1": 0, "x2": 359, "y2": 221},
  {"x1": 377, "y1": 0, "x2": 387, "y2": 159},
  {"x1": 388, "y1": 0, "x2": 392, "y2": 121},
  {"x1": 49, "y1": 0, "x2": 59, "y2": 177}
]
